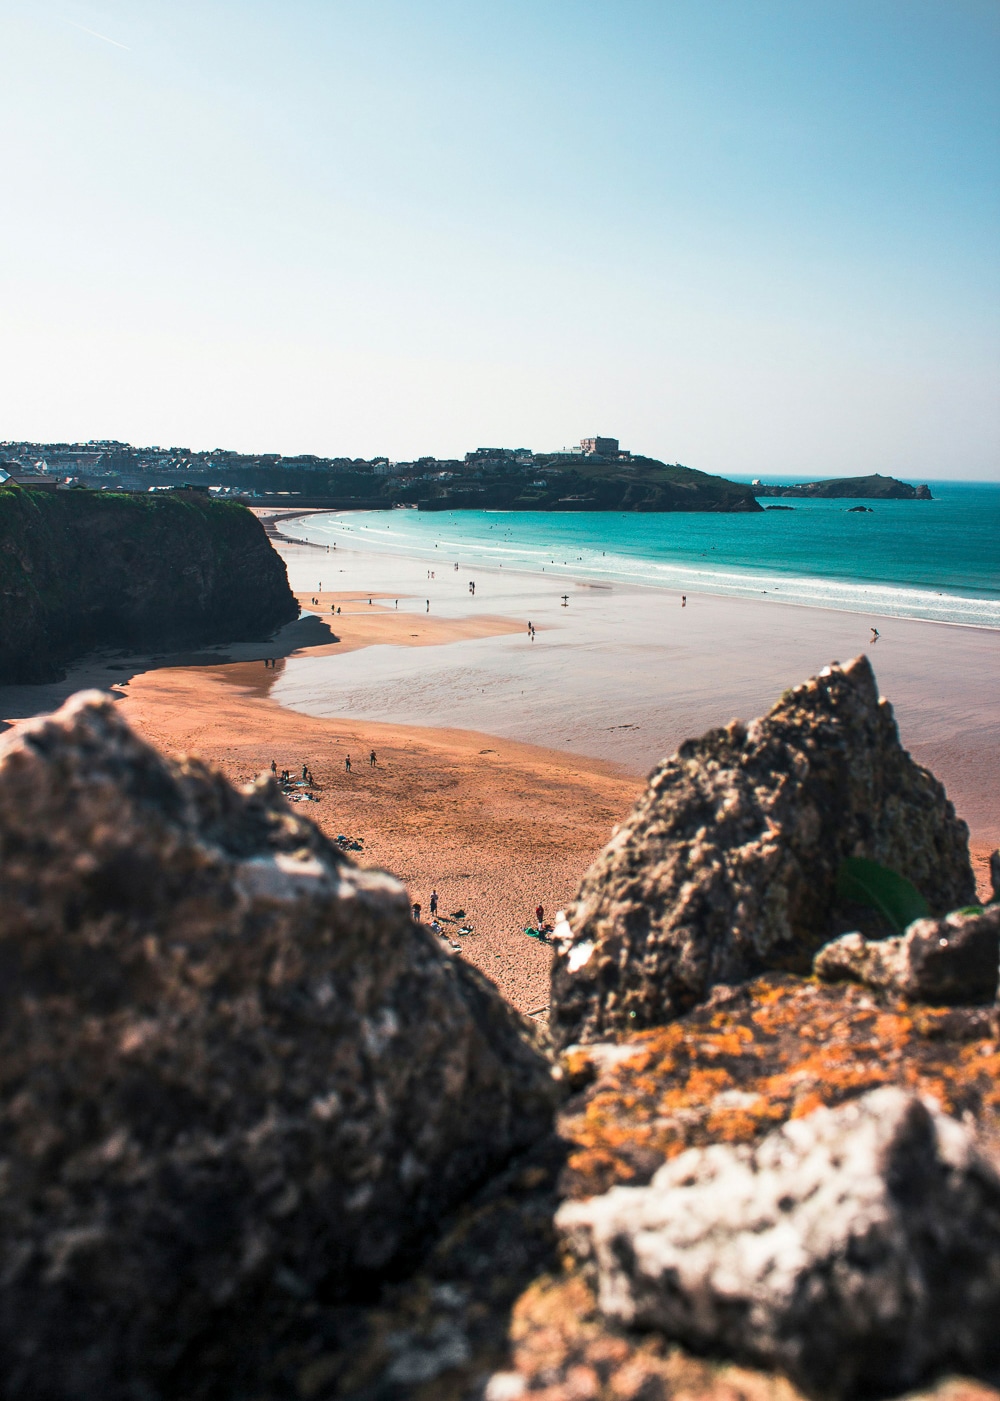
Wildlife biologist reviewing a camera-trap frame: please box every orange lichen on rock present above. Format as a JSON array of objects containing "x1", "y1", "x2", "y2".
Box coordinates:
[{"x1": 558, "y1": 974, "x2": 1000, "y2": 1200}]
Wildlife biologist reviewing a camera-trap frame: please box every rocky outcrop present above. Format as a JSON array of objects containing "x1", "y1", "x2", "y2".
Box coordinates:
[
  {"x1": 0, "y1": 693, "x2": 558, "y2": 1400},
  {"x1": 815, "y1": 905, "x2": 1000, "y2": 1004},
  {"x1": 0, "y1": 484, "x2": 298, "y2": 681},
  {"x1": 556, "y1": 1086, "x2": 1000, "y2": 1400},
  {"x1": 550, "y1": 656, "x2": 974, "y2": 1047}
]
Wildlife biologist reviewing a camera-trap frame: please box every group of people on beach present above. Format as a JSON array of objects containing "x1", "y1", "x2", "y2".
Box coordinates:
[
  {"x1": 269, "y1": 759, "x2": 314, "y2": 785},
  {"x1": 263, "y1": 657, "x2": 279, "y2": 668},
  {"x1": 411, "y1": 890, "x2": 439, "y2": 924},
  {"x1": 343, "y1": 749, "x2": 377, "y2": 773}
]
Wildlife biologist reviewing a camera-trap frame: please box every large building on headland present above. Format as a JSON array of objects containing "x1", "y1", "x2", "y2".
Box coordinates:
[{"x1": 580, "y1": 436, "x2": 620, "y2": 457}]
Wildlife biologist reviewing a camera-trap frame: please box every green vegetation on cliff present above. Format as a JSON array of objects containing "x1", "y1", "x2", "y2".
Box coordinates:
[
  {"x1": 0, "y1": 486, "x2": 298, "y2": 682},
  {"x1": 410, "y1": 455, "x2": 763, "y2": 512}
]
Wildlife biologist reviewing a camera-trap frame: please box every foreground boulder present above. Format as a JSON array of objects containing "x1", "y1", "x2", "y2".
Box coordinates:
[
  {"x1": 815, "y1": 905, "x2": 1000, "y2": 1004},
  {"x1": 550, "y1": 655, "x2": 974, "y2": 1046},
  {"x1": 557, "y1": 1086, "x2": 1000, "y2": 1400},
  {"x1": 0, "y1": 693, "x2": 557, "y2": 1400}
]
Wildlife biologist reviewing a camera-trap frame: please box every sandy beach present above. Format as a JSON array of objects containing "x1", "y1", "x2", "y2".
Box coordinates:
[
  {"x1": 116, "y1": 662, "x2": 634, "y2": 1016},
  {"x1": 1, "y1": 509, "x2": 996, "y2": 1014}
]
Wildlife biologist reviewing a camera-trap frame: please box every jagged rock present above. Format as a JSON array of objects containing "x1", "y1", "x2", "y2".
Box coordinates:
[
  {"x1": 0, "y1": 693, "x2": 558, "y2": 1400},
  {"x1": 556, "y1": 1086, "x2": 1000, "y2": 1400},
  {"x1": 815, "y1": 906, "x2": 1000, "y2": 1004},
  {"x1": 550, "y1": 656, "x2": 974, "y2": 1047}
]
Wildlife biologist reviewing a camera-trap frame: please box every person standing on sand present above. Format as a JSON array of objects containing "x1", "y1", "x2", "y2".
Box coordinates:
[
  {"x1": 412, "y1": 902, "x2": 422, "y2": 923},
  {"x1": 535, "y1": 904, "x2": 544, "y2": 928},
  {"x1": 270, "y1": 759, "x2": 277, "y2": 776},
  {"x1": 682, "y1": 595, "x2": 686, "y2": 607},
  {"x1": 302, "y1": 763, "x2": 308, "y2": 780},
  {"x1": 426, "y1": 599, "x2": 430, "y2": 612},
  {"x1": 369, "y1": 749, "x2": 376, "y2": 768},
  {"x1": 345, "y1": 754, "x2": 351, "y2": 772},
  {"x1": 430, "y1": 890, "x2": 438, "y2": 917}
]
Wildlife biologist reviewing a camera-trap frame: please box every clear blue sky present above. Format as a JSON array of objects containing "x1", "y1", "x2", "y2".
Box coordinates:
[{"x1": 2, "y1": 0, "x2": 998, "y2": 477}]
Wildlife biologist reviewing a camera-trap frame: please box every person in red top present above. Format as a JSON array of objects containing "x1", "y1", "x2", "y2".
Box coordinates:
[{"x1": 535, "y1": 904, "x2": 544, "y2": 928}]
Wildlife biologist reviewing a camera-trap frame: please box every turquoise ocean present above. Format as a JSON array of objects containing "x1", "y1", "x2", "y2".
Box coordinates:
[{"x1": 290, "y1": 481, "x2": 1000, "y2": 630}]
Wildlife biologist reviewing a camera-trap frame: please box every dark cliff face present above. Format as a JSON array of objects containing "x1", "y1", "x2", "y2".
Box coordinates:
[{"x1": 0, "y1": 487, "x2": 298, "y2": 682}]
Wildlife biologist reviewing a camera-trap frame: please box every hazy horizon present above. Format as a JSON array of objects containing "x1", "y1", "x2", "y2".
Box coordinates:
[{"x1": 2, "y1": 1, "x2": 998, "y2": 481}]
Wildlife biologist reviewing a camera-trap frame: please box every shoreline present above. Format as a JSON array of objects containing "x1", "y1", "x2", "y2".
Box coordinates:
[{"x1": 280, "y1": 502, "x2": 1000, "y2": 631}]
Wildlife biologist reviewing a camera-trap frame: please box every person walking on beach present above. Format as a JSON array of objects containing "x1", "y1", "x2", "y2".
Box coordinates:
[
  {"x1": 345, "y1": 754, "x2": 351, "y2": 772},
  {"x1": 426, "y1": 599, "x2": 430, "y2": 612},
  {"x1": 369, "y1": 749, "x2": 377, "y2": 768},
  {"x1": 430, "y1": 889, "x2": 438, "y2": 918},
  {"x1": 681, "y1": 595, "x2": 686, "y2": 607},
  {"x1": 870, "y1": 627, "x2": 880, "y2": 644},
  {"x1": 270, "y1": 759, "x2": 277, "y2": 776}
]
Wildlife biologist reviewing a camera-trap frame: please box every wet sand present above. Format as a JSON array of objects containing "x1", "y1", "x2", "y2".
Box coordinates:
[{"x1": 275, "y1": 523, "x2": 1000, "y2": 853}]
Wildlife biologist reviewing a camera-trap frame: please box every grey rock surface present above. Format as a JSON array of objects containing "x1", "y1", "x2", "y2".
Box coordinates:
[
  {"x1": 815, "y1": 905, "x2": 1000, "y2": 1004},
  {"x1": 550, "y1": 655, "x2": 974, "y2": 1047},
  {"x1": 557, "y1": 1086, "x2": 1000, "y2": 1400},
  {"x1": 0, "y1": 693, "x2": 558, "y2": 1400}
]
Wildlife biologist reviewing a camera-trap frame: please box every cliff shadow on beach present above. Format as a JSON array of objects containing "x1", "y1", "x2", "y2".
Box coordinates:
[{"x1": 0, "y1": 612, "x2": 338, "y2": 730}]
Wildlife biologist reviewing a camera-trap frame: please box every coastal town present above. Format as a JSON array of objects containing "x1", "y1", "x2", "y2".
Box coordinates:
[{"x1": 0, "y1": 435, "x2": 766, "y2": 512}]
